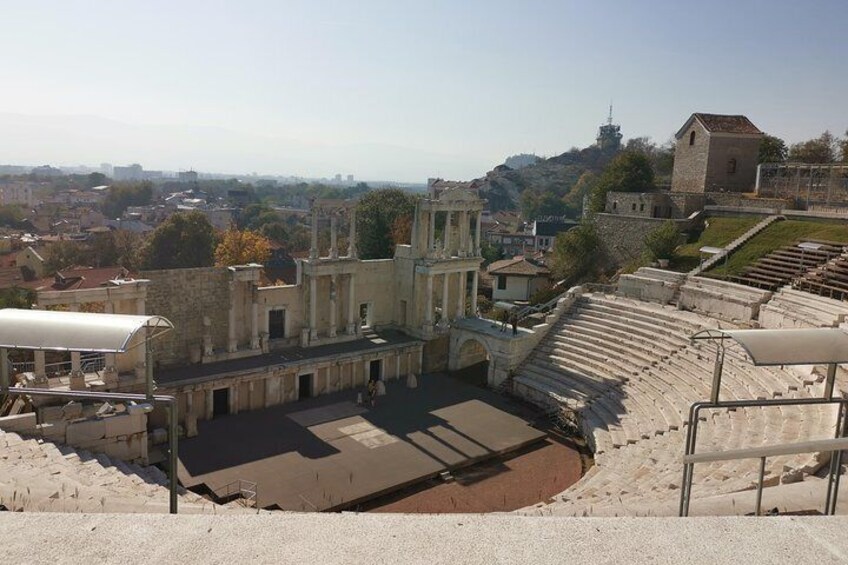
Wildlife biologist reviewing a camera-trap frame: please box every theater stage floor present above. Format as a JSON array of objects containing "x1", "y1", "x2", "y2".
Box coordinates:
[{"x1": 177, "y1": 373, "x2": 546, "y2": 511}]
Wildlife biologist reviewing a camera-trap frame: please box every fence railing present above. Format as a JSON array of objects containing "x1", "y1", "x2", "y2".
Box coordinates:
[{"x1": 215, "y1": 479, "x2": 258, "y2": 508}]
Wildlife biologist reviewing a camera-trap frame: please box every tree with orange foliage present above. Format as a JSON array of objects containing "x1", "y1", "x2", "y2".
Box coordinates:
[{"x1": 214, "y1": 227, "x2": 272, "y2": 266}]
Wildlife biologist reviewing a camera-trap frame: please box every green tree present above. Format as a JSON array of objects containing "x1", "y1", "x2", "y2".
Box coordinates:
[
  {"x1": 141, "y1": 211, "x2": 217, "y2": 270},
  {"x1": 758, "y1": 134, "x2": 788, "y2": 164},
  {"x1": 44, "y1": 240, "x2": 90, "y2": 274},
  {"x1": 562, "y1": 171, "x2": 597, "y2": 217},
  {"x1": 643, "y1": 220, "x2": 681, "y2": 262},
  {"x1": 588, "y1": 151, "x2": 655, "y2": 213},
  {"x1": 840, "y1": 129, "x2": 848, "y2": 163},
  {"x1": 480, "y1": 240, "x2": 504, "y2": 265},
  {"x1": 549, "y1": 220, "x2": 602, "y2": 285},
  {"x1": 356, "y1": 188, "x2": 417, "y2": 259},
  {"x1": 0, "y1": 287, "x2": 35, "y2": 309},
  {"x1": 788, "y1": 131, "x2": 839, "y2": 163},
  {"x1": 102, "y1": 182, "x2": 154, "y2": 218},
  {"x1": 87, "y1": 172, "x2": 108, "y2": 187}
]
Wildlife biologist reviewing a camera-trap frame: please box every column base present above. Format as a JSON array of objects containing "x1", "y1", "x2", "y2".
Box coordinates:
[
  {"x1": 69, "y1": 372, "x2": 86, "y2": 391},
  {"x1": 346, "y1": 323, "x2": 358, "y2": 336},
  {"x1": 227, "y1": 340, "x2": 238, "y2": 353},
  {"x1": 329, "y1": 327, "x2": 337, "y2": 338},
  {"x1": 422, "y1": 323, "x2": 434, "y2": 336},
  {"x1": 309, "y1": 329, "x2": 319, "y2": 341},
  {"x1": 300, "y1": 329, "x2": 310, "y2": 347},
  {"x1": 250, "y1": 337, "x2": 260, "y2": 350}
]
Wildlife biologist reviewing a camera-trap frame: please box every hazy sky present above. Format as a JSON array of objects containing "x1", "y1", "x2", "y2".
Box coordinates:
[{"x1": 2, "y1": 1, "x2": 847, "y2": 181}]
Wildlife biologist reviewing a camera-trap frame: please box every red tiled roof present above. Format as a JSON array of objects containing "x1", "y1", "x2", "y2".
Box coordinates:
[
  {"x1": 24, "y1": 266, "x2": 133, "y2": 292},
  {"x1": 677, "y1": 113, "x2": 763, "y2": 138},
  {"x1": 487, "y1": 257, "x2": 550, "y2": 277}
]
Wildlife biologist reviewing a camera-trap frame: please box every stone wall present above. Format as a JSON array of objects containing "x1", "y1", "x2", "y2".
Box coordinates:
[
  {"x1": 605, "y1": 192, "x2": 705, "y2": 220},
  {"x1": 671, "y1": 120, "x2": 710, "y2": 193},
  {"x1": 141, "y1": 267, "x2": 231, "y2": 367},
  {"x1": 594, "y1": 214, "x2": 693, "y2": 266},
  {"x1": 705, "y1": 192, "x2": 793, "y2": 210},
  {"x1": 704, "y1": 136, "x2": 761, "y2": 193}
]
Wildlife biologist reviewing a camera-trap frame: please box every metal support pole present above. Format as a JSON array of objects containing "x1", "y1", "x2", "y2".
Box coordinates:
[
  {"x1": 0, "y1": 347, "x2": 8, "y2": 392},
  {"x1": 826, "y1": 402, "x2": 848, "y2": 515},
  {"x1": 709, "y1": 344, "x2": 725, "y2": 404},
  {"x1": 755, "y1": 456, "x2": 766, "y2": 516},
  {"x1": 825, "y1": 363, "x2": 837, "y2": 400},
  {"x1": 146, "y1": 344, "x2": 154, "y2": 401},
  {"x1": 169, "y1": 401, "x2": 179, "y2": 514}
]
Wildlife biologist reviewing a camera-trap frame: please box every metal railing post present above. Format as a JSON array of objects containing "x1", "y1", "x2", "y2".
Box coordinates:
[
  {"x1": 169, "y1": 400, "x2": 179, "y2": 514},
  {"x1": 755, "y1": 457, "x2": 766, "y2": 516},
  {"x1": 0, "y1": 348, "x2": 8, "y2": 391}
]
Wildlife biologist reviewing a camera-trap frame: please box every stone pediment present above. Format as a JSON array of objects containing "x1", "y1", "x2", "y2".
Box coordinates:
[{"x1": 437, "y1": 188, "x2": 479, "y2": 203}]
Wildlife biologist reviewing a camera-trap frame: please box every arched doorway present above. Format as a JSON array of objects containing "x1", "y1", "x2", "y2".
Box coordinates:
[{"x1": 451, "y1": 337, "x2": 491, "y2": 387}]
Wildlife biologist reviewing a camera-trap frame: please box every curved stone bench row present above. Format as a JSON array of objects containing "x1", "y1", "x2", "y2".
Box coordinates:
[{"x1": 0, "y1": 429, "x2": 248, "y2": 514}]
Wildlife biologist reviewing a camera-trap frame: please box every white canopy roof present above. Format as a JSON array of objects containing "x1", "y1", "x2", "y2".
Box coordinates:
[
  {"x1": 692, "y1": 328, "x2": 848, "y2": 366},
  {"x1": 0, "y1": 309, "x2": 173, "y2": 353}
]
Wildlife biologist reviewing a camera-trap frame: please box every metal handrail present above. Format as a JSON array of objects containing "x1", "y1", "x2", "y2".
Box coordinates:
[
  {"x1": 0, "y1": 386, "x2": 180, "y2": 514},
  {"x1": 679, "y1": 396, "x2": 848, "y2": 517}
]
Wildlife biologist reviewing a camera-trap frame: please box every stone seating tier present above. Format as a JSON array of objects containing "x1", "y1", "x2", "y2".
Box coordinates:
[
  {"x1": 0, "y1": 429, "x2": 251, "y2": 514},
  {"x1": 513, "y1": 293, "x2": 837, "y2": 517}
]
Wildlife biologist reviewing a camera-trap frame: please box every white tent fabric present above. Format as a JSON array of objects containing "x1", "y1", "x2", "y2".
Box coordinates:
[
  {"x1": 0, "y1": 309, "x2": 173, "y2": 352},
  {"x1": 692, "y1": 328, "x2": 848, "y2": 366}
]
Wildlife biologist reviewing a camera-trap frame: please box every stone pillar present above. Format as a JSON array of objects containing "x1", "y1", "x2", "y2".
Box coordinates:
[
  {"x1": 309, "y1": 275, "x2": 318, "y2": 341},
  {"x1": 71, "y1": 352, "x2": 81, "y2": 373},
  {"x1": 330, "y1": 214, "x2": 339, "y2": 259},
  {"x1": 250, "y1": 299, "x2": 260, "y2": 350},
  {"x1": 474, "y1": 211, "x2": 482, "y2": 255},
  {"x1": 34, "y1": 351, "x2": 46, "y2": 378},
  {"x1": 459, "y1": 210, "x2": 469, "y2": 257},
  {"x1": 471, "y1": 270, "x2": 479, "y2": 316},
  {"x1": 310, "y1": 208, "x2": 319, "y2": 259},
  {"x1": 406, "y1": 350, "x2": 412, "y2": 377},
  {"x1": 439, "y1": 272, "x2": 450, "y2": 328},
  {"x1": 424, "y1": 274, "x2": 434, "y2": 331},
  {"x1": 347, "y1": 273, "x2": 357, "y2": 335},
  {"x1": 395, "y1": 352, "x2": 401, "y2": 382},
  {"x1": 227, "y1": 283, "x2": 237, "y2": 353},
  {"x1": 443, "y1": 212, "x2": 452, "y2": 256},
  {"x1": 230, "y1": 384, "x2": 239, "y2": 415},
  {"x1": 329, "y1": 275, "x2": 337, "y2": 338},
  {"x1": 428, "y1": 209, "x2": 436, "y2": 254},
  {"x1": 205, "y1": 389, "x2": 214, "y2": 420},
  {"x1": 69, "y1": 351, "x2": 85, "y2": 390},
  {"x1": 456, "y1": 270, "x2": 466, "y2": 319},
  {"x1": 185, "y1": 391, "x2": 198, "y2": 437},
  {"x1": 136, "y1": 297, "x2": 146, "y2": 316},
  {"x1": 348, "y1": 208, "x2": 357, "y2": 259}
]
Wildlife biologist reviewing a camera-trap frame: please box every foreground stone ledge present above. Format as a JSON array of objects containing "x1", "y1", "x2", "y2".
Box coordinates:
[{"x1": 1, "y1": 513, "x2": 847, "y2": 565}]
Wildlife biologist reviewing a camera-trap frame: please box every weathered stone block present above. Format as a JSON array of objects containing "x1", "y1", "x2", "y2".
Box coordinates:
[
  {"x1": 66, "y1": 419, "x2": 106, "y2": 444},
  {"x1": 0, "y1": 413, "x2": 37, "y2": 433}
]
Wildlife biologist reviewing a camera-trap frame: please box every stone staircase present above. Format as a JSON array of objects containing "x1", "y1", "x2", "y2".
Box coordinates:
[
  {"x1": 512, "y1": 293, "x2": 838, "y2": 517},
  {"x1": 689, "y1": 214, "x2": 785, "y2": 276},
  {"x1": 759, "y1": 287, "x2": 848, "y2": 329},
  {"x1": 0, "y1": 428, "x2": 254, "y2": 514}
]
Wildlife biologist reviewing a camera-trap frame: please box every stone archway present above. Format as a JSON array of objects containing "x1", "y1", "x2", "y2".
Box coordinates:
[{"x1": 449, "y1": 335, "x2": 492, "y2": 387}]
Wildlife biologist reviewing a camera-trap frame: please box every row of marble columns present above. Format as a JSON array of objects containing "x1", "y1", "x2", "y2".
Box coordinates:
[
  {"x1": 424, "y1": 269, "x2": 479, "y2": 330},
  {"x1": 307, "y1": 272, "x2": 358, "y2": 341},
  {"x1": 310, "y1": 209, "x2": 357, "y2": 260},
  {"x1": 427, "y1": 210, "x2": 483, "y2": 258}
]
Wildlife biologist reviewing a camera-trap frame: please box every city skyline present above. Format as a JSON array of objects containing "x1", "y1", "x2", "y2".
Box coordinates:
[{"x1": 2, "y1": 1, "x2": 847, "y2": 182}]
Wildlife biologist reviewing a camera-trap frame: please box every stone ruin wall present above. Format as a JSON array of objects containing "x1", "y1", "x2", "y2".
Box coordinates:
[{"x1": 141, "y1": 267, "x2": 231, "y2": 367}]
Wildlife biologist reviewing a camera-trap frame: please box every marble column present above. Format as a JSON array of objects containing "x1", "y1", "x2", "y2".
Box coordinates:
[
  {"x1": 227, "y1": 283, "x2": 237, "y2": 353},
  {"x1": 309, "y1": 275, "x2": 318, "y2": 341},
  {"x1": 424, "y1": 274, "x2": 434, "y2": 330},
  {"x1": 471, "y1": 270, "x2": 479, "y2": 316},
  {"x1": 440, "y1": 272, "x2": 450, "y2": 328},
  {"x1": 348, "y1": 208, "x2": 357, "y2": 259},
  {"x1": 34, "y1": 350, "x2": 46, "y2": 378},
  {"x1": 310, "y1": 208, "x2": 319, "y2": 259},
  {"x1": 428, "y1": 209, "x2": 436, "y2": 254},
  {"x1": 443, "y1": 212, "x2": 452, "y2": 256},
  {"x1": 250, "y1": 299, "x2": 260, "y2": 350},
  {"x1": 205, "y1": 389, "x2": 214, "y2": 420},
  {"x1": 330, "y1": 214, "x2": 338, "y2": 259},
  {"x1": 459, "y1": 210, "x2": 469, "y2": 257},
  {"x1": 347, "y1": 273, "x2": 357, "y2": 335},
  {"x1": 474, "y1": 210, "x2": 482, "y2": 255},
  {"x1": 456, "y1": 270, "x2": 466, "y2": 319},
  {"x1": 329, "y1": 275, "x2": 337, "y2": 338}
]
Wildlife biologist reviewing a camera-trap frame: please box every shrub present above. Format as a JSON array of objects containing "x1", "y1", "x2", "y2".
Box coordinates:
[{"x1": 644, "y1": 220, "x2": 681, "y2": 261}]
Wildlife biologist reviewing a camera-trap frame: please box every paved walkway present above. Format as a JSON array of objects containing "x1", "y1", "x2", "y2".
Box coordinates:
[{"x1": 177, "y1": 373, "x2": 545, "y2": 511}]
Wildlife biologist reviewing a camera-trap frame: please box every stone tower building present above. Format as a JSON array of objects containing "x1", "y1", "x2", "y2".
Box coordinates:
[{"x1": 671, "y1": 113, "x2": 763, "y2": 193}]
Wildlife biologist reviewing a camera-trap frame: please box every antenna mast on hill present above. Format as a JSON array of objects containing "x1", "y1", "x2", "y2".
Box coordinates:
[{"x1": 607, "y1": 102, "x2": 613, "y2": 126}]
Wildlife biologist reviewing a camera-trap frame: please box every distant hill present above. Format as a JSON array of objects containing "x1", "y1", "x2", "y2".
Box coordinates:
[{"x1": 478, "y1": 146, "x2": 616, "y2": 215}]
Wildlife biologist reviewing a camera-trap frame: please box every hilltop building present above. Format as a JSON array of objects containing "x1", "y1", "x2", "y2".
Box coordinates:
[{"x1": 671, "y1": 113, "x2": 763, "y2": 193}]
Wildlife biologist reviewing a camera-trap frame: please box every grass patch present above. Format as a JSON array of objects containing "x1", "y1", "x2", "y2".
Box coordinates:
[
  {"x1": 672, "y1": 216, "x2": 761, "y2": 272},
  {"x1": 707, "y1": 219, "x2": 848, "y2": 278}
]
